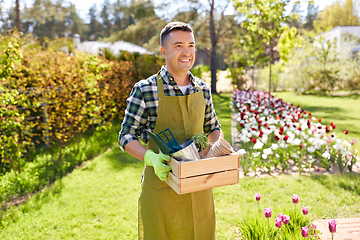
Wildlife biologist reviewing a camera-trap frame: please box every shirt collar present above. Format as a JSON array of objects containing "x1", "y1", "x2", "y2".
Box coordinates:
[{"x1": 160, "y1": 66, "x2": 196, "y2": 86}]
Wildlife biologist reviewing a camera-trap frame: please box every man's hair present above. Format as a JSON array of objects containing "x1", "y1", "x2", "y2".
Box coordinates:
[{"x1": 160, "y1": 22, "x2": 193, "y2": 47}]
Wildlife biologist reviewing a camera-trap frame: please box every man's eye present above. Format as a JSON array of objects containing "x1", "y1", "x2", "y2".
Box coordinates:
[
  {"x1": 176, "y1": 45, "x2": 182, "y2": 48},
  {"x1": 190, "y1": 45, "x2": 195, "y2": 48}
]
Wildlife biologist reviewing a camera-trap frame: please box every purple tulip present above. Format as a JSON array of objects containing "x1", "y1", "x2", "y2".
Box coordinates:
[
  {"x1": 301, "y1": 226, "x2": 309, "y2": 237},
  {"x1": 264, "y1": 207, "x2": 272, "y2": 218},
  {"x1": 282, "y1": 215, "x2": 290, "y2": 225},
  {"x1": 292, "y1": 194, "x2": 299, "y2": 204},
  {"x1": 255, "y1": 193, "x2": 261, "y2": 201},
  {"x1": 328, "y1": 219, "x2": 336, "y2": 233},
  {"x1": 302, "y1": 206, "x2": 308, "y2": 215},
  {"x1": 275, "y1": 217, "x2": 282, "y2": 228}
]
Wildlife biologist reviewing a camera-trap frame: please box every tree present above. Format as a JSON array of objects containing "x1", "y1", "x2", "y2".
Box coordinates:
[
  {"x1": 304, "y1": 2, "x2": 319, "y2": 30},
  {"x1": 86, "y1": 4, "x2": 101, "y2": 40},
  {"x1": 316, "y1": 0, "x2": 360, "y2": 31},
  {"x1": 288, "y1": 1, "x2": 303, "y2": 29},
  {"x1": 100, "y1": 0, "x2": 112, "y2": 37},
  {"x1": 233, "y1": 0, "x2": 299, "y2": 102},
  {"x1": 15, "y1": 0, "x2": 20, "y2": 31}
]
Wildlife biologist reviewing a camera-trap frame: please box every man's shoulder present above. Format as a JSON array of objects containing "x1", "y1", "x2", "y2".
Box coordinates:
[
  {"x1": 193, "y1": 76, "x2": 211, "y2": 92},
  {"x1": 134, "y1": 74, "x2": 158, "y2": 90}
]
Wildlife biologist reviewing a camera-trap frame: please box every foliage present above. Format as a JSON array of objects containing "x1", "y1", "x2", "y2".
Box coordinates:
[
  {"x1": 191, "y1": 64, "x2": 210, "y2": 79},
  {"x1": 277, "y1": 26, "x2": 302, "y2": 63},
  {"x1": 257, "y1": 63, "x2": 284, "y2": 91},
  {"x1": 316, "y1": 0, "x2": 360, "y2": 31}
]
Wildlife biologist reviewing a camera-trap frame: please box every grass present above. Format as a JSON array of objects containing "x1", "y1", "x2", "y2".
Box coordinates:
[
  {"x1": 0, "y1": 92, "x2": 360, "y2": 239},
  {"x1": 274, "y1": 92, "x2": 360, "y2": 144}
]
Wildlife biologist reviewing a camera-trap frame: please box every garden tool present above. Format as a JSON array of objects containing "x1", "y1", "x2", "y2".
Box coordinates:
[
  {"x1": 146, "y1": 130, "x2": 172, "y2": 154},
  {"x1": 157, "y1": 128, "x2": 183, "y2": 152}
]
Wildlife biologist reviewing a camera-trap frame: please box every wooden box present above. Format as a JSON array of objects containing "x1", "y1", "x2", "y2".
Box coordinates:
[{"x1": 165, "y1": 154, "x2": 240, "y2": 194}]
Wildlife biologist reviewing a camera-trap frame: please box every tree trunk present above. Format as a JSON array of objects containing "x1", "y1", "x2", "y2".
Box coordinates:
[
  {"x1": 15, "y1": 0, "x2": 20, "y2": 31},
  {"x1": 209, "y1": 0, "x2": 218, "y2": 94},
  {"x1": 269, "y1": 39, "x2": 272, "y2": 107}
]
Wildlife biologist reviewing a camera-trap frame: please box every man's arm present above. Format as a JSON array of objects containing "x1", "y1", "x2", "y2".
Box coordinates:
[
  {"x1": 124, "y1": 140, "x2": 148, "y2": 161},
  {"x1": 207, "y1": 129, "x2": 224, "y2": 143}
]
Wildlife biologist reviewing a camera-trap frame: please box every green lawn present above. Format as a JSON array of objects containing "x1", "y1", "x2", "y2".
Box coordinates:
[
  {"x1": 274, "y1": 92, "x2": 360, "y2": 144},
  {"x1": 0, "y1": 92, "x2": 360, "y2": 239}
]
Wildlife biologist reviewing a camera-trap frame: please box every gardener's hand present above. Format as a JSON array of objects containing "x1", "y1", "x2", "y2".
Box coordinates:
[{"x1": 144, "y1": 150, "x2": 171, "y2": 181}]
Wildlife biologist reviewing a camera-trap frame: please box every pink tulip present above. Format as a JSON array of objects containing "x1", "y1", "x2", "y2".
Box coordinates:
[
  {"x1": 328, "y1": 219, "x2": 336, "y2": 233},
  {"x1": 282, "y1": 215, "x2": 290, "y2": 225},
  {"x1": 350, "y1": 138, "x2": 357, "y2": 145},
  {"x1": 277, "y1": 213, "x2": 283, "y2": 219},
  {"x1": 264, "y1": 207, "x2": 272, "y2": 218},
  {"x1": 301, "y1": 226, "x2": 309, "y2": 237},
  {"x1": 292, "y1": 194, "x2": 299, "y2": 204},
  {"x1": 255, "y1": 193, "x2": 261, "y2": 201},
  {"x1": 302, "y1": 206, "x2": 308, "y2": 215},
  {"x1": 275, "y1": 217, "x2": 282, "y2": 228}
]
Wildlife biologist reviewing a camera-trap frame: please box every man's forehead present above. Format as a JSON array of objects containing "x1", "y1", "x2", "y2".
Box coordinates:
[{"x1": 168, "y1": 31, "x2": 195, "y2": 43}]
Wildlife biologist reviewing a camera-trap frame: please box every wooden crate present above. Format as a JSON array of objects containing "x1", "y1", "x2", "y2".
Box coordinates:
[{"x1": 165, "y1": 154, "x2": 240, "y2": 195}]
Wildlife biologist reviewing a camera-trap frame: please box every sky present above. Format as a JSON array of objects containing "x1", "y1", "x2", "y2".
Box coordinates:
[{"x1": 5, "y1": 0, "x2": 341, "y2": 21}]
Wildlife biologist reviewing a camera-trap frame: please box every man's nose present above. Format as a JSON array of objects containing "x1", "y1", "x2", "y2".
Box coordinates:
[{"x1": 182, "y1": 47, "x2": 190, "y2": 55}]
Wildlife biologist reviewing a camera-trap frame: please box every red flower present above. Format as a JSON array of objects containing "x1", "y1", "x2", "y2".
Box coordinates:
[
  {"x1": 275, "y1": 136, "x2": 280, "y2": 141},
  {"x1": 344, "y1": 130, "x2": 349, "y2": 134},
  {"x1": 283, "y1": 135, "x2": 289, "y2": 141},
  {"x1": 299, "y1": 144, "x2": 303, "y2": 148},
  {"x1": 264, "y1": 123, "x2": 268, "y2": 127},
  {"x1": 309, "y1": 112, "x2": 312, "y2": 116},
  {"x1": 298, "y1": 127, "x2": 302, "y2": 131},
  {"x1": 252, "y1": 138, "x2": 257, "y2": 144},
  {"x1": 240, "y1": 123, "x2": 245, "y2": 128},
  {"x1": 280, "y1": 127, "x2": 284, "y2": 131},
  {"x1": 318, "y1": 118, "x2": 322, "y2": 122},
  {"x1": 279, "y1": 131, "x2": 283, "y2": 135}
]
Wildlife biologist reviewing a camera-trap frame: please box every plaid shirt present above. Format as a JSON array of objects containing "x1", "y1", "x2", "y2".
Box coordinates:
[{"x1": 118, "y1": 66, "x2": 221, "y2": 151}]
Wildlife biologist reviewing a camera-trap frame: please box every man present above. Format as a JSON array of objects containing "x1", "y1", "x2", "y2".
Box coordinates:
[{"x1": 119, "y1": 22, "x2": 222, "y2": 240}]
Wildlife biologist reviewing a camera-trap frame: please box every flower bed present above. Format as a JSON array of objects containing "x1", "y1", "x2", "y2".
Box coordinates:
[{"x1": 230, "y1": 90, "x2": 359, "y2": 175}]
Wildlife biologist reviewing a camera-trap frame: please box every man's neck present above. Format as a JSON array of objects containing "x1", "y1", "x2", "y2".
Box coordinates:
[{"x1": 166, "y1": 67, "x2": 190, "y2": 86}]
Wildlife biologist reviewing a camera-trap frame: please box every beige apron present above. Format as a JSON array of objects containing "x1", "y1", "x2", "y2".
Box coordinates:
[{"x1": 138, "y1": 73, "x2": 216, "y2": 240}]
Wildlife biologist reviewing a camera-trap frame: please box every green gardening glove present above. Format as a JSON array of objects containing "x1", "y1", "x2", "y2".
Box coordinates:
[{"x1": 144, "y1": 150, "x2": 172, "y2": 181}]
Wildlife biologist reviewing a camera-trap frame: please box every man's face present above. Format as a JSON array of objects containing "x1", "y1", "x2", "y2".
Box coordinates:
[{"x1": 160, "y1": 30, "x2": 196, "y2": 76}]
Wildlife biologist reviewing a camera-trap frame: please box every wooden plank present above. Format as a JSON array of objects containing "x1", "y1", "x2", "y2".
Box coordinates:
[
  {"x1": 178, "y1": 169, "x2": 239, "y2": 194},
  {"x1": 165, "y1": 172, "x2": 180, "y2": 195},
  {"x1": 178, "y1": 154, "x2": 239, "y2": 179},
  {"x1": 167, "y1": 157, "x2": 180, "y2": 177}
]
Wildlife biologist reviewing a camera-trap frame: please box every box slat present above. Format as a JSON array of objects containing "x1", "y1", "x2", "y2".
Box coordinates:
[
  {"x1": 166, "y1": 169, "x2": 239, "y2": 195},
  {"x1": 167, "y1": 154, "x2": 239, "y2": 179}
]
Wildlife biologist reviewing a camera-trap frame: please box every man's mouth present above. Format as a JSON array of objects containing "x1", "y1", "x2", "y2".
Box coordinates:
[{"x1": 179, "y1": 59, "x2": 191, "y2": 63}]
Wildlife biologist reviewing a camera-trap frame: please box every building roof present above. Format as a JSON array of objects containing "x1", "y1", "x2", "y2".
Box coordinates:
[{"x1": 76, "y1": 40, "x2": 151, "y2": 55}]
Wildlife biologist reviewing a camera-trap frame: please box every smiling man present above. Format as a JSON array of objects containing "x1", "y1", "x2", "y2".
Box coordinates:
[{"x1": 119, "y1": 22, "x2": 222, "y2": 240}]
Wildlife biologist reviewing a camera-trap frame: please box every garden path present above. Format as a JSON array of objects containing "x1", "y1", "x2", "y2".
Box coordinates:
[{"x1": 230, "y1": 114, "x2": 360, "y2": 240}]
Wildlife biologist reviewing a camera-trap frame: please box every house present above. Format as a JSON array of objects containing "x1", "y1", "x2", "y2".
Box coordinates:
[
  {"x1": 73, "y1": 34, "x2": 152, "y2": 56},
  {"x1": 323, "y1": 26, "x2": 360, "y2": 55}
]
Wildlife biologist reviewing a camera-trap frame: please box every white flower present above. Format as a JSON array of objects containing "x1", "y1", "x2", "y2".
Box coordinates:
[
  {"x1": 275, "y1": 153, "x2": 280, "y2": 158},
  {"x1": 342, "y1": 140, "x2": 351, "y2": 149},
  {"x1": 271, "y1": 143, "x2": 279, "y2": 150},
  {"x1": 262, "y1": 153, "x2": 268, "y2": 159},
  {"x1": 263, "y1": 148, "x2": 272, "y2": 155},
  {"x1": 307, "y1": 146, "x2": 315, "y2": 153},
  {"x1": 253, "y1": 141, "x2": 264, "y2": 149},
  {"x1": 237, "y1": 149, "x2": 247, "y2": 155},
  {"x1": 295, "y1": 130, "x2": 300, "y2": 136},
  {"x1": 308, "y1": 137, "x2": 315, "y2": 144},
  {"x1": 291, "y1": 138, "x2": 302, "y2": 146},
  {"x1": 292, "y1": 153, "x2": 299, "y2": 159},
  {"x1": 253, "y1": 152, "x2": 260, "y2": 157},
  {"x1": 336, "y1": 139, "x2": 342, "y2": 144},
  {"x1": 240, "y1": 135, "x2": 250, "y2": 143},
  {"x1": 322, "y1": 151, "x2": 330, "y2": 159},
  {"x1": 303, "y1": 134, "x2": 309, "y2": 140}
]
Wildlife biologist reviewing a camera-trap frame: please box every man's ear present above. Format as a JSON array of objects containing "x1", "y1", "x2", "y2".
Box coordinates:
[{"x1": 160, "y1": 46, "x2": 167, "y2": 59}]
